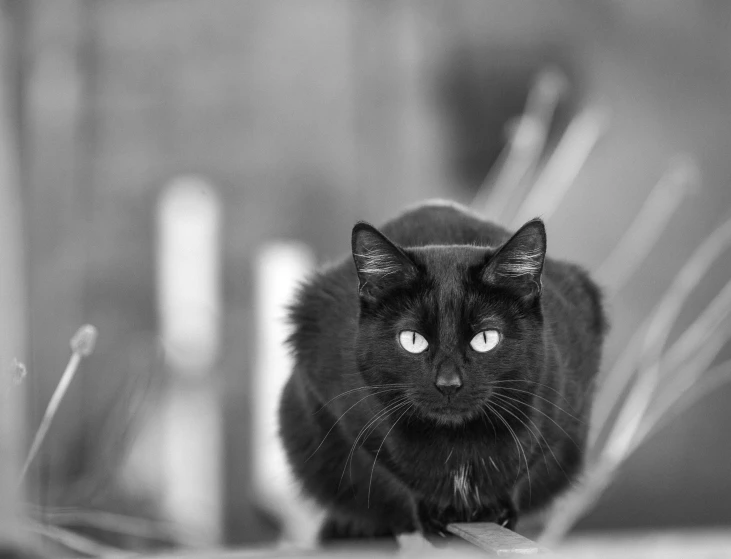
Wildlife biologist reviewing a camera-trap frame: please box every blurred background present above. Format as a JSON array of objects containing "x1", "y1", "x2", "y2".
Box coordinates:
[{"x1": 1, "y1": 0, "x2": 731, "y2": 554}]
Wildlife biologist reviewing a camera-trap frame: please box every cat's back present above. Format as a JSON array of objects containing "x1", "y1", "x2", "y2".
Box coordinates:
[
  {"x1": 292, "y1": 201, "x2": 503, "y2": 304},
  {"x1": 379, "y1": 200, "x2": 512, "y2": 248},
  {"x1": 292, "y1": 199, "x2": 600, "y2": 311}
]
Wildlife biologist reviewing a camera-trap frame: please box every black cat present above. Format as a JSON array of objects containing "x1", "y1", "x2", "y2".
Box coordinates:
[{"x1": 279, "y1": 201, "x2": 607, "y2": 541}]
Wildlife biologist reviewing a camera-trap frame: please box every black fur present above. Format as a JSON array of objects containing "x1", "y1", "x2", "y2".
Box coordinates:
[{"x1": 279, "y1": 201, "x2": 607, "y2": 541}]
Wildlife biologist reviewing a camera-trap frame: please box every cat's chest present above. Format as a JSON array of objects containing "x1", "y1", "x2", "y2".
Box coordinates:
[
  {"x1": 448, "y1": 463, "x2": 482, "y2": 511},
  {"x1": 404, "y1": 446, "x2": 506, "y2": 514}
]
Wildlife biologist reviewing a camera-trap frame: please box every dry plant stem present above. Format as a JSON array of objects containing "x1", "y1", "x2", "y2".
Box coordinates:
[
  {"x1": 540, "y1": 458, "x2": 615, "y2": 547},
  {"x1": 606, "y1": 216, "x2": 731, "y2": 461},
  {"x1": 472, "y1": 69, "x2": 566, "y2": 222},
  {"x1": 622, "y1": 282, "x2": 731, "y2": 450},
  {"x1": 588, "y1": 329, "x2": 645, "y2": 448},
  {"x1": 661, "y1": 278, "x2": 731, "y2": 375},
  {"x1": 545, "y1": 346, "x2": 719, "y2": 545},
  {"x1": 552, "y1": 353, "x2": 729, "y2": 543},
  {"x1": 590, "y1": 216, "x2": 731, "y2": 450},
  {"x1": 18, "y1": 325, "x2": 97, "y2": 483},
  {"x1": 545, "y1": 343, "x2": 731, "y2": 546},
  {"x1": 27, "y1": 521, "x2": 131, "y2": 558},
  {"x1": 644, "y1": 357, "x2": 731, "y2": 443},
  {"x1": 31, "y1": 507, "x2": 206, "y2": 548},
  {"x1": 18, "y1": 353, "x2": 81, "y2": 483},
  {"x1": 590, "y1": 274, "x2": 731, "y2": 448},
  {"x1": 639, "y1": 322, "x2": 731, "y2": 446},
  {"x1": 547, "y1": 217, "x2": 731, "y2": 543},
  {"x1": 34, "y1": 509, "x2": 170, "y2": 542},
  {"x1": 595, "y1": 158, "x2": 699, "y2": 293},
  {"x1": 510, "y1": 107, "x2": 609, "y2": 228},
  {"x1": 473, "y1": 118, "x2": 543, "y2": 223}
]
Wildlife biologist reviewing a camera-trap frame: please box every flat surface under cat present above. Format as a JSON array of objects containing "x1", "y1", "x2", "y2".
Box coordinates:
[{"x1": 279, "y1": 201, "x2": 607, "y2": 542}]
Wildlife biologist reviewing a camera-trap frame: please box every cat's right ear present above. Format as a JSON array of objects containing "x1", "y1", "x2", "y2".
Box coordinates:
[
  {"x1": 481, "y1": 218, "x2": 546, "y2": 301},
  {"x1": 352, "y1": 222, "x2": 418, "y2": 301}
]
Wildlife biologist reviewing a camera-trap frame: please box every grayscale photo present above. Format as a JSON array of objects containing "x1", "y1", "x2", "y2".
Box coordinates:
[{"x1": 0, "y1": 1, "x2": 730, "y2": 558}]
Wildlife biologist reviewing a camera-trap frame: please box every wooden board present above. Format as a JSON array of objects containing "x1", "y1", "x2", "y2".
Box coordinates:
[{"x1": 448, "y1": 522, "x2": 551, "y2": 555}]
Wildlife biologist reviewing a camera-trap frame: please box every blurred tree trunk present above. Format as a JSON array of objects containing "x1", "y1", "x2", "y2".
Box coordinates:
[{"x1": 0, "y1": 0, "x2": 28, "y2": 544}]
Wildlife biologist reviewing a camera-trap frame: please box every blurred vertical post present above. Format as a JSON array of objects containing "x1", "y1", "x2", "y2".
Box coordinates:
[
  {"x1": 157, "y1": 177, "x2": 222, "y2": 544},
  {"x1": 252, "y1": 242, "x2": 317, "y2": 544},
  {"x1": 22, "y1": 0, "x2": 87, "y2": 486},
  {"x1": 0, "y1": 0, "x2": 26, "y2": 543}
]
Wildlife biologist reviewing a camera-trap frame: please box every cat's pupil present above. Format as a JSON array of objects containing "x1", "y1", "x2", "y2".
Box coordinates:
[{"x1": 412, "y1": 331, "x2": 416, "y2": 344}]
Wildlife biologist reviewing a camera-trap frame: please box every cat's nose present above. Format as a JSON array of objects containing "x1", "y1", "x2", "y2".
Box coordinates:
[{"x1": 435, "y1": 370, "x2": 463, "y2": 396}]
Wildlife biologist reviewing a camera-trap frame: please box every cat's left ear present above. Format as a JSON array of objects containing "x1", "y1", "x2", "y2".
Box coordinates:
[
  {"x1": 352, "y1": 222, "x2": 418, "y2": 301},
  {"x1": 481, "y1": 219, "x2": 546, "y2": 300}
]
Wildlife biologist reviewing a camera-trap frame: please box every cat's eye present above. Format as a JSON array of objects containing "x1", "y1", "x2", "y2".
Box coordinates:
[
  {"x1": 398, "y1": 330, "x2": 429, "y2": 354},
  {"x1": 470, "y1": 330, "x2": 500, "y2": 353}
]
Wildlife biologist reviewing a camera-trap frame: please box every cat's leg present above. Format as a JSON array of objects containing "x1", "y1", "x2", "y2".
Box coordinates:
[
  {"x1": 280, "y1": 380, "x2": 420, "y2": 540},
  {"x1": 417, "y1": 502, "x2": 453, "y2": 537},
  {"x1": 318, "y1": 514, "x2": 356, "y2": 541},
  {"x1": 320, "y1": 443, "x2": 421, "y2": 540},
  {"x1": 318, "y1": 512, "x2": 395, "y2": 543}
]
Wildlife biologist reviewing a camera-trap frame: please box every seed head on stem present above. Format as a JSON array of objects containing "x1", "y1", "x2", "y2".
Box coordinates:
[{"x1": 18, "y1": 325, "x2": 98, "y2": 484}]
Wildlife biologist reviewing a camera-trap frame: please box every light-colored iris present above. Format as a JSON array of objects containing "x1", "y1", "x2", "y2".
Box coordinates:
[
  {"x1": 470, "y1": 330, "x2": 500, "y2": 352},
  {"x1": 398, "y1": 330, "x2": 429, "y2": 354}
]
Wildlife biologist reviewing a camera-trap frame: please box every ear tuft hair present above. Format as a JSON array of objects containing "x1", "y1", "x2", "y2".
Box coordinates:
[
  {"x1": 481, "y1": 219, "x2": 546, "y2": 300},
  {"x1": 352, "y1": 222, "x2": 418, "y2": 301}
]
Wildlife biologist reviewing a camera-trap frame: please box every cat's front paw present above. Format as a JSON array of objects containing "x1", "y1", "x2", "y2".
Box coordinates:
[
  {"x1": 494, "y1": 499, "x2": 518, "y2": 531},
  {"x1": 418, "y1": 515, "x2": 449, "y2": 538}
]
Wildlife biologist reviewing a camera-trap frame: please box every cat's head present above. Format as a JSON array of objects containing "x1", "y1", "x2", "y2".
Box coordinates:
[{"x1": 351, "y1": 219, "x2": 546, "y2": 426}]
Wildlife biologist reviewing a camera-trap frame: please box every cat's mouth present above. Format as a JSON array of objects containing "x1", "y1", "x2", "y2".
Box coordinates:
[{"x1": 417, "y1": 402, "x2": 480, "y2": 426}]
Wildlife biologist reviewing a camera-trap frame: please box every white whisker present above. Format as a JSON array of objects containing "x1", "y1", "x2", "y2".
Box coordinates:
[
  {"x1": 485, "y1": 402, "x2": 529, "y2": 491},
  {"x1": 488, "y1": 400, "x2": 533, "y2": 503},
  {"x1": 339, "y1": 397, "x2": 410, "y2": 490},
  {"x1": 306, "y1": 388, "x2": 406, "y2": 462},
  {"x1": 493, "y1": 395, "x2": 571, "y2": 482},
  {"x1": 494, "y1": 391, "x2": 579, "y2": 450},
  {"x1": 368, "y1": 404, "x2": 413, "y2": 508},
  {"x1": 491, "y1": 386, "x2": 581, "y2": 421},
  {"x1": 488, "y1": 379, "x2": 574, "y2": 405},
  {"x1": 315, "y1": 383, "x2": 409, "y2": 414}
]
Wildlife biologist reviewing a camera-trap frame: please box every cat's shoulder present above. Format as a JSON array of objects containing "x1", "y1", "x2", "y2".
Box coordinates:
[{"x1": 543, "y1": 257, "x2": 608, "y2": 336}]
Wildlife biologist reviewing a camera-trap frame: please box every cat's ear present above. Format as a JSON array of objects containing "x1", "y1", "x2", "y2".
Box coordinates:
[
  {"x1": 481, "y1": 219, "x2": 546, "y2": 300},
  {"x1": 352, "y1": 222, "x2": 418, "y2": 301}
]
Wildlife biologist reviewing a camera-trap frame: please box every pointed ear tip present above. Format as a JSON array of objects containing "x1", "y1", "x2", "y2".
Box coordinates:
[
  {"x1": 352, "y1": 222, "x2": 384, "y2": 253},
  {"x1": 520, "y1": 218, "x2": 546, "y2": 237},
  {"x1": 351, "y1": 221, "x2": 373, "y2": 239}
]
